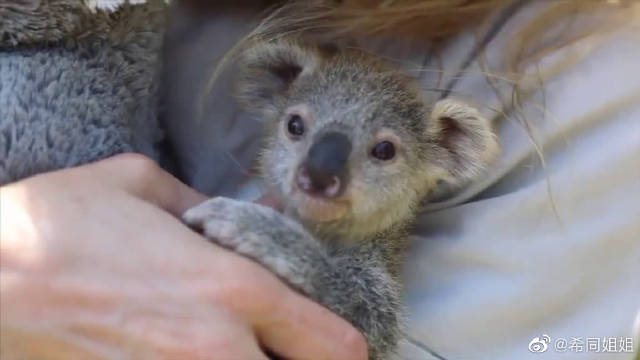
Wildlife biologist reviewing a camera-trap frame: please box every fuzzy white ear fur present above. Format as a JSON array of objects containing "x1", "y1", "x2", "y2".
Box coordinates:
[{"x1": 427, "y1": 98, "x2": 500, "y2": 185}]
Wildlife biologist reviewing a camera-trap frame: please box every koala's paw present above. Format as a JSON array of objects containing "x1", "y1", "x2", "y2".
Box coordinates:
[
  {"x1": 183, "y1": 197, "x2": 316, "y2": 291},
  {"x1": 183, "y1": 197, "x2": 259, "y2": 248}
]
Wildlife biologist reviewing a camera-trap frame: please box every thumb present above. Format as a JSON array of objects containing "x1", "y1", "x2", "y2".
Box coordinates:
[{"x1": 90, "y1": 154, "x2": 209, "y2": 216}]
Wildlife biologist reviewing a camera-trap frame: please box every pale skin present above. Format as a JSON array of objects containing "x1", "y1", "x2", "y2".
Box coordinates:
[{"x1": 0, "y1": 154, "x2": 367, "y2": 360}]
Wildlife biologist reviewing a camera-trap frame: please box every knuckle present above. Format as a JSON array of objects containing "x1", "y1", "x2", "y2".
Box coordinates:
[
  {"x1": 202, "y1": 335, "x2": 239, "y2": 356},
  {"x1": 112, "y1": 153, "x2": 160, "y2": 181},
  {"x1": 205, "y1": 338, "x2": 266, "y2": 360},
  {"x1": 208, "y1": 260, "x2": 281, "y2": 319},
  {"x1": 341, "y1": 327, "x2": 369, "y2": 360}
]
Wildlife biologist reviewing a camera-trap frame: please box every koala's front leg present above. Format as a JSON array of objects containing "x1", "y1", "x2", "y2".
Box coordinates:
[{"x1": 182, "y1": 197, "x2": 401, "y2": 360}]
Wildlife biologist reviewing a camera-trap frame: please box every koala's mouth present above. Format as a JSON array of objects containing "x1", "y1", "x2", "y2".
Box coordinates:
[{"x1": 290, "y1": 190, "x2": 350, "y2": 223}]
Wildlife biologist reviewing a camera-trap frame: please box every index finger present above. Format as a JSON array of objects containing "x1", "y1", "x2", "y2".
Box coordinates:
[{"x1": 89, "y1": 154, "x2": 208, "y2": 216}]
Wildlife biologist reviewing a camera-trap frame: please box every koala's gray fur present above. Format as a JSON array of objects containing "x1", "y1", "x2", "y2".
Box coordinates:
[
  {"x1": 184, "y1": 40, "x2": 499, "y2": 359},
  {"x1": 0, "y1": 0, "x2": 166, "y2": 184}
]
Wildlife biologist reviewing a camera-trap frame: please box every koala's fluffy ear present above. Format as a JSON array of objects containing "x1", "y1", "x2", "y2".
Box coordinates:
[
  {"x1": 234, "y1": 41, "x2": 319, "y2": 117},
  {"x1": 426, "y1": 98, "x2": 499, "y2": 185}
]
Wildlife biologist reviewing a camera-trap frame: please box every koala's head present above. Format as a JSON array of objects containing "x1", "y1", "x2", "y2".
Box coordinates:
[{"x1": 236, "y1": 40, "x2": 498, "y2": 239}]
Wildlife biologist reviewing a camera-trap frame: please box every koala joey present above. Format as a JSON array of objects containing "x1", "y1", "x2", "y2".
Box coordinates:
[{"x1": 183, "y1": 39, "x2": 499, "y2": 359}]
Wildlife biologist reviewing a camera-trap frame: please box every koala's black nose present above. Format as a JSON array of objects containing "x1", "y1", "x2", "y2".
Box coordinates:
[{"x1": 297, "y1": 132, "x2": 351, "y2": 197}]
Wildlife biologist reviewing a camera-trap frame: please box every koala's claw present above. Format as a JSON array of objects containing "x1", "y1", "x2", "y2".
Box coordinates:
[
  {"x1": 183, "y1": 197, "x2": 246, "y2": 224},
  {"x1": 182, "y1": 197, "x2": 255, "y2": 246},
  {"x1": 183, "y1": 197, "x2": 305, "y2": 263},
  {"x1": 182, "y1": 197, "x2": 322, "y2": 294}
]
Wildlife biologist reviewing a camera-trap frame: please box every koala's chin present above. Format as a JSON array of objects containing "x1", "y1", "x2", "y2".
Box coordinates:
[{"x1": 289, "y1": 189, "x2": 350, "y2": 223}]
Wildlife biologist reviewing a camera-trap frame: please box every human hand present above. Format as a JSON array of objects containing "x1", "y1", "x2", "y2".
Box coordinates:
[{"x1": 0, "y1": 154, "x2": 367, "y2": 360}]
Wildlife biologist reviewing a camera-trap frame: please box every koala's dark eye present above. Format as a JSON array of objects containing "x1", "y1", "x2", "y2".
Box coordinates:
[
  {"x1": 287, "y1": 114, "x2": 305, "y2": 137},
  {"x1": 371, "y1": 141, "x2": 395, "y2": 161}
]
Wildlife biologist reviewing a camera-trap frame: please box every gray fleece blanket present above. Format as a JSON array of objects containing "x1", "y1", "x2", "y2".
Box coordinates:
[{"x1": 0, "y1": 0, "x2": 166, "y2": 184}]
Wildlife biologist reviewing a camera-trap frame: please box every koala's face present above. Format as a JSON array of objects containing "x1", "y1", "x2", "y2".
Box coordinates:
[
  {"x1": 257, "y1": 58, "x2": 436, "y2": 234},
  {"x1": 236, "y1": 41, "x2": 498, "y2": 238}
]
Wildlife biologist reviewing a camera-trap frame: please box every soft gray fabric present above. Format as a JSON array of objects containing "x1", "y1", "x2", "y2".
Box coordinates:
[
  {"x1": 161, "y1": 2, "x2": 640, "y2": 360},
  {"x1": 0, "y1": 0, "x2": 166, "y2": 184},
  {"x1": 161, "y1": 4, "x2": 264, "y2": 196},
  {"x1": 401, "y1": 12, "x2": 640, "y2": 360}
]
